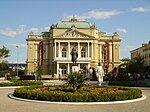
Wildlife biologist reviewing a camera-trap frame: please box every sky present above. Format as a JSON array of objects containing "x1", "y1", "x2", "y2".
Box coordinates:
[{"x1": 0, "y1": 0, "x2": 150, "y2": 63}]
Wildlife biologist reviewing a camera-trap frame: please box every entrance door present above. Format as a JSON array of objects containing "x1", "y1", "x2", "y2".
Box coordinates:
[{"x1": 60, "y1": 64, "x2": 67, "y2": 75}]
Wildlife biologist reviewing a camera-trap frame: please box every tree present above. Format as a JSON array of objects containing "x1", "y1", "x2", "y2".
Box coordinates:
[
  {"x1": 0, "y1": 46, "x2": 10, "y2": 61},
  {"x1": 121, "y1": 58, "x2": 130, "y2": 62},
  {"x1": 36, "y1": 66, "x2": 44, "y2": 81},
  {"x1": 0, "y1": 62, "x2": 10, "y2": 77},
  {"x1": 0, "y1": 62, "x2": 9, "y2": 71},
  {"x1": 126, "y1": 55, "x2": 145, "y2": 75}
]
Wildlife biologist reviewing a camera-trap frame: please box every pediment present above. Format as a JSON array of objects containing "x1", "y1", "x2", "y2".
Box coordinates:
[{"x1": 54, "y1": 30, "x2": 94, "y2": 38}]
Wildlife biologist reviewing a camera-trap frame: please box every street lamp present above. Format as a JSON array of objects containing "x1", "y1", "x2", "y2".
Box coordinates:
[
  {"x1": 16, "y1": 45, "x2": 19, "y2": 76},
  {"x1": 112, "y1": 35, "x2": 114, "y2": 70}
]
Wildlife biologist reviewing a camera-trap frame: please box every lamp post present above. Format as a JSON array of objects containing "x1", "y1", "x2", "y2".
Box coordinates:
[
  {"x1": 16, "y1": 45, "x2": 19, "y2": 76},
  {"x1": 112, "y1": 36, "x2": 114, "y2": 70}
]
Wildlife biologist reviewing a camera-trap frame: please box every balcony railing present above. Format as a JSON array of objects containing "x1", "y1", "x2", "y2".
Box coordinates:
[{"x1": 54, "y1": 57, "x2": 91, "y2": 61}]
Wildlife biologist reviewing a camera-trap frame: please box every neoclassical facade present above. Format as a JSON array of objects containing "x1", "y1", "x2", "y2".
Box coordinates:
[
  {"x1": 131, "y1": 41, "x2": 150, "y2": 66},
  {"x1": 26, "y1": 17, "x2": 121, "y2": 75}
]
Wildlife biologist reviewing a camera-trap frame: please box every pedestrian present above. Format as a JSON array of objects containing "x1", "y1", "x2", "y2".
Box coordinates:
[
  {"x1": 58, "y1": 68, "x2": 62, "y2": 79},
  {"x1": 95, "y1": 66, "x2": 104, "y2": 86}
]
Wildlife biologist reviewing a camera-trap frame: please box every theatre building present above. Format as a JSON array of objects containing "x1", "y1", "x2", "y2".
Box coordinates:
[{"x1": 26, "y1": 17, "x2": 121, "y2": 75}]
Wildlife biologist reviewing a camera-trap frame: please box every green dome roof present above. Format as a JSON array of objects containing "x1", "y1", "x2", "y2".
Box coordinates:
[{"x1": 54, "y1": 17, "x2": 93, "y2": 29}]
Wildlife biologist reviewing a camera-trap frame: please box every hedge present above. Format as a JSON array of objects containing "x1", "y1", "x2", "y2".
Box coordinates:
[
  {"x1": 109, "y1": 81, "x2": 150, "y2": 87},
  {"x1": 0, "y1": 80, "x2": 43, "y2": 87},
  {"x1": 13, "y1": 85, "x2": 142, "y2": 102}
]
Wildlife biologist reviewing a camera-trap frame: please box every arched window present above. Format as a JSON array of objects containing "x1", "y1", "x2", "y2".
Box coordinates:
[
  {"x1": 62, "y1": 48, "x2": 67, "y2": 57},
  {"x1": 81, "y1": 48, "x2": 86, "y2": 57}
]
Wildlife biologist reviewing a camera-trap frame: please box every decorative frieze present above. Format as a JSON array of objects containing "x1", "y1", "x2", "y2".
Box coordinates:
[{"x1": 59, "y1": 31, "x2": 89, "y2": 38}]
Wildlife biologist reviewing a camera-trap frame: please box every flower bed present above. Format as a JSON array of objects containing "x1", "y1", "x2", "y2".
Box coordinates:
[{"x1": 13, "y1": 85, "x2": 142, "y2": 102}]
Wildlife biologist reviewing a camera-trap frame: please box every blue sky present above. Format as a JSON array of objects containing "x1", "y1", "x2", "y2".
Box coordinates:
[{"x1": 0, "y1": 0, "x2": 150, "y2": 63}]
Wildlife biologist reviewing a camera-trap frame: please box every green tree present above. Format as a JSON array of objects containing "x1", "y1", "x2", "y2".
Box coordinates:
[
  {"x1": 0, "y1": 62, "x2": 10, "y2": 77},
  {"x1": 0, "y1": 46, "x2": 10, "y2": 60},
  {"x1": 36, "y1": 66, "x2": 44, "y2": 81},
  {"x1": 0, "y1": 62, "x2": 9, "y2": 71},
  {"x1": 126, "y1": 55, "x2": 145, "y2": 75},
  {"x1": 121, "y1": 58, "x2": 130, "y2": 62},
  {"x1": 66, "y1": 72, "x2": 87, "y2": 92}
]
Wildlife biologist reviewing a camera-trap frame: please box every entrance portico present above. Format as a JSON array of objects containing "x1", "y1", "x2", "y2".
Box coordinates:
[{"x1": 56, "y1": 61, "x2": 91, "y2": 75}]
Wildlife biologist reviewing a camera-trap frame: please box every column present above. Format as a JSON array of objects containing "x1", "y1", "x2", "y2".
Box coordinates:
[
  {"x1": 87, "y1": 42, "x2": 89, "y2": 58},
  {"x1": 78, "y1": 63, "x2": 80, "y2": 70},
  {"x1": 68, "y1": 42, "x2": 70, "y2": 58},
  {"x1": 46, "y1": 45, "x2": 48, "y2": 59},
  {"x1": 57, "y1": 63, "x2": 59, "y2": 75},
  {"x1": 87, "y1": 63, "x2": 90, "y2": 69},
  {"x1": 35, "y1": 44, "x2": 37, "y2": 60},
  {"x1": 54, "y1": 41, "x2": 56, "y2": 58},
  {"x1": 100, "y1": 45, "x2": 102, "y2": 60},
  {"x1": 78, "y1": 42, "x2": 80, "y2": 58},
  {"x1": 58, "y1": 42, "x2": 60, "y2": 58},
  {"x1": 91, "y1": 43, "x2": 93, "y2": 59},
  {"x1": 109, "y1": 44, "x2": 112, "y2": 61},
  {"x1": 67, "y1": 63, "x2": 70, "y2": 74}
]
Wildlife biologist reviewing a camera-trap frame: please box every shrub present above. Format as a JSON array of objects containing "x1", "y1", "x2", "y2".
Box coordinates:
[
  {"x1": 65, "y1": 72, "x2": 87, "y2": 92},
  {"x1": 0, "y1": 80, "x2": 43, "y2": 87},
  {"x1": 0, "y1": 71, "x2": 5, "y2": 77},
  {"x1": 109, "y1": 81, "x2": 150, "y2": 87},
  {"x1": 13, "y1": 85, "x2": 142, "y2": 102}
]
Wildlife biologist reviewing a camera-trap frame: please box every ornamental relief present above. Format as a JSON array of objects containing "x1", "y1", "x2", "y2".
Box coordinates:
[{"x1": 59, "y1": 32, "x2": 89, "y2": 38}]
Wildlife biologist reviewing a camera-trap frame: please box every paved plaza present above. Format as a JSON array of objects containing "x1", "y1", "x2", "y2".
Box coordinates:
[{"x1": 0, "y1": 80, "x2": 150, "y2": 112}]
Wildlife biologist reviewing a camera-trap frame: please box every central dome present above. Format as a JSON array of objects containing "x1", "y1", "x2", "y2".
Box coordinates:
[{"x1": 54, "y1": 17, "x2": 93, "y2": 29}]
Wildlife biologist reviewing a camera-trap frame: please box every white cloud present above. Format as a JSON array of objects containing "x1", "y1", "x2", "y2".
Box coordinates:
[
  {"x1": 29, "y1": 27, "x2": 40, "y2": 33},
  {"x1": 0, "y1": 28, "x2": 17, "y2": 37},
  {"x1": 44, "y1": 26, "x2": 50, "y2": 31},
  {"x1": 0, "y1": 25, "x2": 27, "y2": 37},
  {"x1": 17, "y1": 25, "x2": 27, "y2": 35},
  {"x1": 116, "y1": 28, "x2": 128, "y2": 33},
  {"x1": 131, "y1": 7, "x2": 149, "y2": 12},
  {"x1": 87, "y1": 10, "x2": 122, "y2": 19},
  {"x1": 64, "y1": 10, "x2": 122, "y2": 20},
  {"x1": 0, "y1": 25, "x2": 50, "y2": 38}
]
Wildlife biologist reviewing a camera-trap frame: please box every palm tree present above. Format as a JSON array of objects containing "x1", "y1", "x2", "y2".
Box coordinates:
[{"x1": 0, "y1": 46, "x2": 10, "y2": 62}]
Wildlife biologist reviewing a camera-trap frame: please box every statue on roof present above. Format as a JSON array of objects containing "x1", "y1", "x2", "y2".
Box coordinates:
[
  {"x1": 70, "y1": 15, "x2": 78, "y2": 22},
  {"x1": 91, "y1": 23, "x2": 96, "y2": 29},
  {"x1": 29, "y1": 31, "x2": 34, "y2": 35}
]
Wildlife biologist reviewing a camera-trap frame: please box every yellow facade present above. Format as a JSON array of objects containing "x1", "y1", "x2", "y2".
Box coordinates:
[
  {"x1": 26, "y1": 17, "x2": 121, "y2": 75},
  {"x1": 131, "y1": 42, "x2": 150, "y2": 66}
]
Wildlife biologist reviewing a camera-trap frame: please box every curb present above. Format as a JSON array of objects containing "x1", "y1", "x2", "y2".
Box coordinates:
[
  {"x1": 8, "y1": 93, "x2": 146, "y2": 105},
  {"x1": 0, "y1": 86, "x2": 21, "y2": 89}
]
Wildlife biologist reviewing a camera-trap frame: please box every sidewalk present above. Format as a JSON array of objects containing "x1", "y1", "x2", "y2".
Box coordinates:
[
  {"x1": 0, "y1": 77, "x2": 109, "y2": 86},
  {"x1": 42, "y1": 80, "x2": 109, "y2": 86},
  {"x1": 0, "y1": 77, "x2": 11, "y2": 83}
]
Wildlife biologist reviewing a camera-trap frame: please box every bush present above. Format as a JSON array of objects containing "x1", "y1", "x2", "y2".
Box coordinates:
[
  {"x1": 65, "y1": 72, "x2": 87, "y2": 92},
  {"x1": 13, "y1": 85, "x2": 142, "y2": 102},
  {"x1": 109, "y1": 81, "x2": 150, "y2": 87},
  {"x1": 0, "y1": 80, "x2": 43, "y2": 87},
  {"x1": 0, "y1": 71, "x2": 5, "y2": 77}
]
